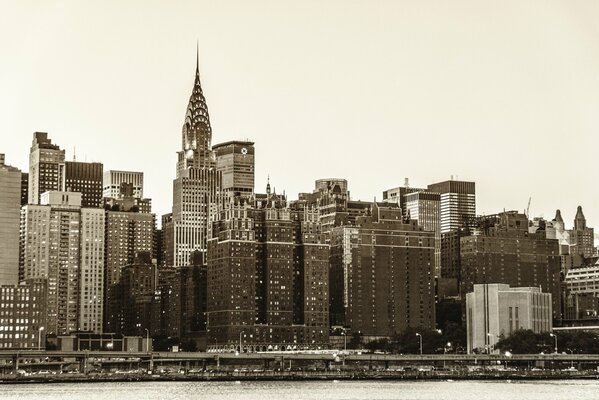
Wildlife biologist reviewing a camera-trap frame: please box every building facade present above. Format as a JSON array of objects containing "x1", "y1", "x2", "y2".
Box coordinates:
[
  {"x1": 103, "y1": 170, "x2": 144, "y2": 199},
  {"x1": 28, "y1": 132, "x2": 65, "y2": 205},
  {"x1": 165, "y1": 55, "x2": 222, "y2": 267},
  {"x1": 20, "y1": 191, "x2": 105, "y2": 335},
  {"x1": 0, "y1": 154, "x2": 22, "y2": 286},
  {"x1": 104, "y1": 210, "x2": 155, "y2": 333},
  {"x1": 213, "y1": 140, "x2": 255, "y2": 200},
  {"x1": 460, "y1": 212, "x2": 561, "y2": 321},
  {"x1": 63, "y1": 161, "x2": 103, "y2": 208},
  {"x1": 346, "y1": 204, "x2": 436, "y2": 339},
  {"x1": 427, "y1": 179, "x2": 475, "y2": 234},
  {"x1": 207, "y1": 194, "x2": 329, "y2": 351},
  {"x1": 0, "y1": 279, "x2": 47, "y2": 349},
  {"x1": 466, "y1": 283, "x2": 552, "y2": 353}
]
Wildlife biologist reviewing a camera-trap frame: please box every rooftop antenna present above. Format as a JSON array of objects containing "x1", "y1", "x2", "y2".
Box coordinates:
[{"x1": 73, "y1": 146, "x2": 76, "y2": 161}]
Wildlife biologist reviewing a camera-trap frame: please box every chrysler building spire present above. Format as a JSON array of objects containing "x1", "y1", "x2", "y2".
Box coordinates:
[{"x1": 180, "y1": 47, "x2": 212, "y2": 169}]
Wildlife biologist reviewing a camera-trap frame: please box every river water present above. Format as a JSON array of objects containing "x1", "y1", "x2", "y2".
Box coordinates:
[{"x1": 2, "y1": 380, "x2": 599, "y2": 400}]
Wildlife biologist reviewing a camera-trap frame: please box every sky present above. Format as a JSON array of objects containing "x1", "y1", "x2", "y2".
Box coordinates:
[{"x1": 1, "y1": 1, "x2": 598, "y2": 236}]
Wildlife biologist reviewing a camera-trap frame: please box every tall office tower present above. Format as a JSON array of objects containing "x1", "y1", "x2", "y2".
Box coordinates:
[
  {"x1": 207, "y1": 194, "x2": 329, "y2": 351},
  {"x1": 28, "y1": 132, "x2": 65, "y2": 204},
  {"x1": 460, "y1": 212, "x2": 561, "y2": 321},
  {"x1": 104, "y1": 209, "x2": 155, "y2": 333},
  {"x1": 20, "y1": 191, "x2": 105, "y2": 335},
  {"x1": 103, "y1": 170, "x2": 144, "y2": 199},
  {"x1": 20, "y1": 172, "x2": 28, "y2": 206},
  {"x1": 166, "y1": 54, "x2": 222, "y2": 267},
  {"x1": 404, "y1": 191, "x2": 441, "y2": 276},
  {"x1": 0, "y1": 154, "x2": 22, "y2": 285},
  {"x1": 427, "y1": 179, "x2": 476, "y2": 234},
  {"x1": 382, "y1": 181, "x2": 425, "y2": 216},
  {"x1": 213, "y1": 141, "x2": 255, "y2": 199},
  {"x1": 571, "y1": 206, "x2": 595, "y2": 258},
  {"x1": 63, "y1": 161, "x2": 103, "y2": 208},
  {"x1": 0, "y1": 279, "x2": 47, "y2": 349},
  {"x1": 345, "y1": 204, "x2": 436, "y2": 338}
]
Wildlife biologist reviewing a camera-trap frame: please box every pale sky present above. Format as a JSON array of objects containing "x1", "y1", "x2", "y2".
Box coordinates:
[{"x1": 1, "y1": 1, "x2": 597, "y2": 236}]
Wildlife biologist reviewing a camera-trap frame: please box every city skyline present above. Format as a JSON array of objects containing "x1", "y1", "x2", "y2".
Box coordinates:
[{"x1": 1, "y1": 1, "x2": 598, "y2": 235}]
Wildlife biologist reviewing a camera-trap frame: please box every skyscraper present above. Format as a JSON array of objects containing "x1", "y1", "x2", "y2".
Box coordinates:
[
  {"x1": 64, "y1": 161, "x2": 103, "y2": 208},
  {"x1": 165, "y1": 53, "x2": 222, "y2": 267},
  {"x1": 28, "y1": 132, "x2": 65, "y2": 205},
  {"x1": 427, "y1": 179, "x2": 476, "y2": 234},
  {"x1": 213, "y1": 140, "x2": 255, "y2": 200},
  {"x1": 0, "y1": 154, "x2": 21, "y2": 286},
  {"x1": 571, "y1": 206, "x2": 595, "y2": 258},
  {"x1": 404, "y1": 190, "x2": 441, "y2": 276},
  {"x1": 20, "y1": 191, "x2": 105, "y2": 334}
]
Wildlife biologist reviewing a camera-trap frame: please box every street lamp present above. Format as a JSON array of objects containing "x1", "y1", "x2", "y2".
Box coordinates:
[
  {"x1": 239, "y1": 331, "x2": 244, "y2": 353},
  {"x1": 487, "y1": 333, "x2": 495, "y2": 354},
  {"x1": 444, "y1": 342, "x2": 452, "y2": 368},
  {"x1": 549, "y1": 333, "x2": 558, "y2": 354},
  {"x1": 567, "y1": 348, "x2": 575, "y2": 369},
  {"x1": 144, "y1": 328, "x2": 150, "y2": 353},
  {"x1": 415, "y1": 333, "x2": 423, "y2": 355},
  {"x1": 38, "y1": 327, "x2": 44, "y2": 350},
  {"x1": 341, "y1": 331, "x2": 347, "y2": 352}
]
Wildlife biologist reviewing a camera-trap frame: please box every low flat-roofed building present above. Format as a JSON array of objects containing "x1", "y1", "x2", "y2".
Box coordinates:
[{"x1": 466, "y1": 283, "x2": 552, "y2": 354}]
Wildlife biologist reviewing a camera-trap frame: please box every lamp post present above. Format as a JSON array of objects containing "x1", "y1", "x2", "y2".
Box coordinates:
[
  {"x1": 444, "y1": 342, "x2": 452, "y2": 369},
  {"x1": 567, "y1": 348, "x2": 574, "y2": 369},
  {"x1": 416, "y1": 333, "x2": 423, "y2": 355},
  {"x1": 487, "y1": 333, "x2": 495, "y2": 354},
  {"x1": 145, "y1": 328, "x2": 149, "y2": 353},
  {"x1": 549, "y1": 333, "x2": 558, "y2": 354},
  {"x1": 341, "y1": 331, "x2": 347, "y2": 352},
  {"x1": 239, "y1": 331, "x2": 244, "y2": 354},
  {"x1": 38, "y1": 326, "x2": 44, "y2": 350}
]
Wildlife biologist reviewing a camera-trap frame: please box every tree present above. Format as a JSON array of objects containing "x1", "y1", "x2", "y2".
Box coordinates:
[
  {"x1": 394, "y1": 327, "x2": 443, "y2": 354},
  {"x1": 495, "y1": 330, "x2": 552, "y2": 354}
]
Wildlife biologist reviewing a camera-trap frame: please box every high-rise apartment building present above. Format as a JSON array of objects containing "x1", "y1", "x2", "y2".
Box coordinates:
[
  {"x1": 28, "y1": 132, "x2": 65, "y2": 205},
  {"x1": 104, "y1": 210, "x2": 155, "y2": 333},
  {"x1": 427, "y1": 180, "x2": 476, "y2": 234},
  {"x1": 207, "y1": 194, "x2": 329, "y2": 351},
  {"x1": 0, "y1": 279, "x2": 47, "y2": 349},
  {"x1": 20, "y1": 191, "x2": 105, "y2": 335},
  {"x1": 344, "y1": 204, "x2": 436, "y2": 338},
  {"x1": 63, "y1": 161, "x2": 103, "y2": 208},
  {"x1": 0, "y1": 154, "x2": 22, "y2": 286},
  {"x1": 165, "y1": 54, "x2": 222, "y2": 267},
  {"x1": 460, "y1": 212, "x2": 561, "y2": 321}
]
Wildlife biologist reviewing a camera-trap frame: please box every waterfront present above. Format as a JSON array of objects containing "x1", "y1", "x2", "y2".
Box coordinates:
[{"x1": 3, "y1": 380, "x2": 599, "y2": 400}]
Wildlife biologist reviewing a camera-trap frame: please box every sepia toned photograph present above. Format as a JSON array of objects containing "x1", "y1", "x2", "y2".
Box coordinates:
[{"x1": 0, "y1": 1, "x2": 598, "y2": 399}]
